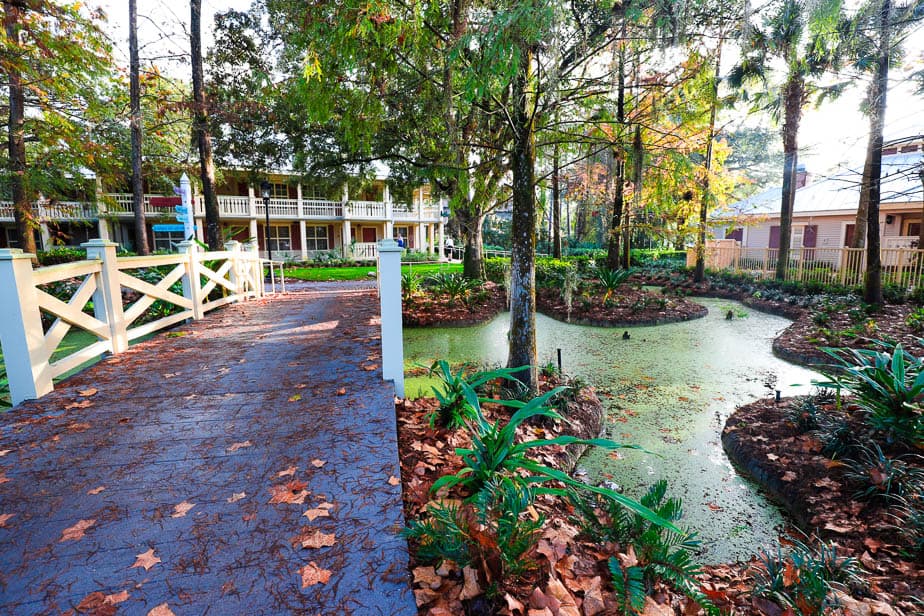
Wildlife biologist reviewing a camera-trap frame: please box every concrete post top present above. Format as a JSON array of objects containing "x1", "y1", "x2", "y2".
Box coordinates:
[
  {"x1": 224, "y1": 240, "x2": 241, "y2": 250},
  {"x1": 0, "y1": 248, "x2": 34, "y2": 260},
  {"x1": 180, "y1": 172, "x2": 190, "y2": 184},
  {"x1": 377, "y1": 239, "x2": 403, "y2": 253},
  {"x1": 81, "y1": 239, "x2": 119, "y2": 248},
  {"x1": 177, "y1": 240, "x2": 199, "y2": 252}
]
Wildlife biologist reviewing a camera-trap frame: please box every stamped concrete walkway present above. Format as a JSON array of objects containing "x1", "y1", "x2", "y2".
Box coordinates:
[{"x1": 0, "y1": 283, "x2": 416, "y2": 615}]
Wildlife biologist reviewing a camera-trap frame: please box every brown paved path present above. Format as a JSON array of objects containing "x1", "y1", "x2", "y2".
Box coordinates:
[{"x1": 0, "y1": 284, "x2": 415, "y2": 615}]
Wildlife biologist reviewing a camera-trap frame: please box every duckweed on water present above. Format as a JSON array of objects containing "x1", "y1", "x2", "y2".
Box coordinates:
[{"x1": 403, "y1": 296, "x2": 821, "y2": 563}]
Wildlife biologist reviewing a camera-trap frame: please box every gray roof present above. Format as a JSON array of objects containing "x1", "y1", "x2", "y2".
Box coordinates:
[{"x1": 727, "y1": 151, "x2": 924, "y2": 217}]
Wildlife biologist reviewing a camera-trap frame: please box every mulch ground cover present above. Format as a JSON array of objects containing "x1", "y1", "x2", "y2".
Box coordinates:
[
  {"x1": 536, "y1": 285, "x2": 707, "y2": 327},
  {"x1": 404, "y1": 283, "x2": 507, "y2": 327},
  {"x1": 773, "y1": 304, "x2": 923, "y2": 365},
  {"x1": 723, "y1": 397, "x2": 922, "y2": 615}
]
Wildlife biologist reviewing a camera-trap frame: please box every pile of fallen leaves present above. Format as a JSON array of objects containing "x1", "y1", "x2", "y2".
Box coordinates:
[{"x1": 724, "y1": 397, "x2": 922, "y2": 614}]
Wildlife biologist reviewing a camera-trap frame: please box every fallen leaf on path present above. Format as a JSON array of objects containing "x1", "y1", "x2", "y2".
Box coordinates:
[
  {"x1": 0, "y1": 513, "x2": 14, "y2": 527},
  {"x1": 226, "y1": 440, "x2": 252, "y2": 452},
  {"x1": 60, "y1": 518, "x2": 96, "y2": 542},
  {"x1": 269, "y1": 480, "x2": 309, "y2": 504},
  {"x1": 303, "y1": 508, "x2": 330, "y2": 521},
  {"x1": 227, "y1": 492, "x2": 246, "y2": 503},
  {"x1": 311, "y1": 459, "x2": 325, "y2": 468},
  {"x1": 87, "y1": 486, "x2": 106, "y2": 495},
  {"x1": 288, "y1": 393, "x2": 302, "y2": 402},
  {"x1": 0, "y1": 472, "x2": 8, "y2": 485},
  {"x1": 104, "y1": 590, "x2": 130, "y2": 605},
  {"x1": 277, "y1": 466, "x2": 297, "y2": 477},
  {"x1": 147, "y1": 604, "x2": 175, "y2": 616},
  {"x1": 299, "y1": 562, "x2": 332, "y2": 588},
  {"x1": 363, "y1": 364, "x2": 379, "y2": 371},
  {"x1": 0, "y1": 449, "x2": 10, "y2": 456},
  {"x1": 65, "y1": 399, "x2": 93, "y2": 410},
  {"x1": 76, "y1": 592, "x2": 112, "y2": 614},
  {"x1": 171, "y1": 501, "x2": 195, "y2": 518},
  {"x1": 131, "y1": 548, "x2": 161, "y2": 571},
  {"x1": 336, "y1": 388, "x2": 346, "y2": 396},
  {"x1": 300, "y1": 530, "x2": 336, "y2": 549},
  {"x1": 388, "y1": 475, "x2": 400, "y2": 486},
  {"x1": 78, "y1": 387, "x2": 98, "y2": 397}
]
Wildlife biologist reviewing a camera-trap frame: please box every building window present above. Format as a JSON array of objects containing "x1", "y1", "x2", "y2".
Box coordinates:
[
  {"x1": 305, "y1": 225, "x2": 329, "y2": 251},
  {"x1": 268, "y1": 225, "x2": 291, "y2": 252},
  {"x1": 153, "y1": 230, "x2": 186, "y2": 252},
  {"x1": 270, "y1": 182, "x2": 289, "y2": 199}
]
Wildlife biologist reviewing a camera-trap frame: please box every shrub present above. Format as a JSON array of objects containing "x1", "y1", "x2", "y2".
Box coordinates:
[
  {"x1": 817, "y1": 343, "x2": 924, "y2": 447},
  {"x1": 596, "y1": 267, "x2": 632, "y2": 303},
  {"x1": 572, "y1": 481, "x2": 717, "y2": 615},
  {"x1": 843, "y1": 443, "x2": 924, "y2": 502},
  {"x1": 887, "y1": 496, "x2": 924, "y2": 560},
  {"x1": 404, "y1": 478, "x2": 544, "y2": 586},
  {"x1": 535, "y1": 257, "x2": 577, "y2": 289},
  {"x1": 426, "y1": 361, "x2": 519, "y2": 430},
  {"x1": 37, "y1": 247, "x2": 86, "y2": 265},
  {"x1": 401, "y1": 271, "x2": 421, "y2": 299},
  {"x1": 402, "y1": 250, "x2": 432, "y2": 263},
  {"x1": 484, "y1": 257, "x2": 510, "y2": 284},
  {"x1": 751, "y1": 537, "x2": 864, "y2": 614},
  {"x1": 424, "y1": 272, "x2": 481, "y2": 306},
  {"x1": 906, "y1": 307, "x2": 924, "y2": 332}
]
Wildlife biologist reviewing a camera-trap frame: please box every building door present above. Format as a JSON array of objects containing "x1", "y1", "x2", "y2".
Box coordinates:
[{"x1": 361, "y1": 227, "x2": 377, "y2": 243}]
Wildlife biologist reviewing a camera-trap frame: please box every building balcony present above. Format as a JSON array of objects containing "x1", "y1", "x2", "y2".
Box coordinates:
[{"x1": 0, "y1": 195, "x2": 445, "y2": 224}]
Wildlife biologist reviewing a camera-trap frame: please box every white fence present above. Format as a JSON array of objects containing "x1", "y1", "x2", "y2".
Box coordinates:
[
  {"x1": 0, "y1": 239, "x2": 268, "y2": 405},
  {"x1": 692, "y1": 243, "x2": 924, "y2": 288}
]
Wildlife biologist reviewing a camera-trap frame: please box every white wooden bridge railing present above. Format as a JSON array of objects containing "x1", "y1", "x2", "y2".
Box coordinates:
[{"x1": 0, "y1": 239, "x2": 267, "y2": 405}]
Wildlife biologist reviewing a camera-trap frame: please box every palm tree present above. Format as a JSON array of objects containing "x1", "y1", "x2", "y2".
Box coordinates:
[{"x1": 729, "y1": 0, "x2": 847, "y2": 280}]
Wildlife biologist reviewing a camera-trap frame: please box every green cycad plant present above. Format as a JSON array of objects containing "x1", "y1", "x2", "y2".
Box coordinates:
[
  {"x1": 816, "y1": 342, "x2": 924, "y2": 446},
  {"x1": 572, "y1": 481, "x2": 719, "y2": 615},
  {"x1": 431, "y1": 381, "x2": 676, "y2": 531},
  {"x1": 425, "y1": 272, "x2": 481, "y2": 307},
  {"x1": 427, "y1": 361, "x2": 521, "y2": 430},
  {"x1": 596, "y1": 267, "x2": 632, "y2": 304},
  {"x1": 402, "y1": 271, "x2": 421, "y2": 299}
]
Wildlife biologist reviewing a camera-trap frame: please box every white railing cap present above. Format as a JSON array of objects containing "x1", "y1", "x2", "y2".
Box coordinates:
[
  {"x1": 81, "y1": 239, "x2": 119, "y2": 248},
  {"x1": 378, "y1": 239, "x2": 402, "y2": 253},
  {"x1": 0, "y1": 248, "x2": 34, "y2": 260}
]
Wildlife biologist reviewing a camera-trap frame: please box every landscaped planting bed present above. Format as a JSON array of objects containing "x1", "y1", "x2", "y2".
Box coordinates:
[
  {"x1": 536, "y1": 285, "x2": 707, "y2": 327},
  {"x1": 403, "y1": 279, "x2": 507, "y2": 327}
]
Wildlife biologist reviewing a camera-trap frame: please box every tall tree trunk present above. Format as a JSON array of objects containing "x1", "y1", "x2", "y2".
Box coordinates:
[
  {"x1": 694, "y1": 44, "x2": 722, "y2": 282},
  {"x1": 191, "y1": 0, "x2": 220, "y2": 250},
  {"x1": 4, "y1": 2, "x2": 36, "y2": 256},
  {"x1": 552, "y1": 144, "x2": 561, "y2": 258},
  {"x1": 623, "y1": 123, "x2": 643, "y2": 269},
  {"x1": 507, "y1": 48, "x2": 537, "y2": 390},
  {"x1": 918, "y1": 166, "x2": 924, "y2": 252},
  {"x1": 863, "y1": 0, "x2": 891, "y2": 305},
  {"x1": 776, "y1": 74, "x2": 804, "y2": 280},
  {"x1": 129, "y1": 0, "x2": 149, "y2": 254},
  {"x1": 852, "y1": 172, "x2": 869, "y2": 248},
  {"x1": 606, "y1": 45, "x2": 626, "y2": 270},
  {"x1": 457, "y1": 207, "x2": 484, "y2": 279}
]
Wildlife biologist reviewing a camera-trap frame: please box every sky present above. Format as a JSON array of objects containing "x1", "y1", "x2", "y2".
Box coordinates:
[{"x1": 95, "y1": 0, "x2": 924, "y2": 179}]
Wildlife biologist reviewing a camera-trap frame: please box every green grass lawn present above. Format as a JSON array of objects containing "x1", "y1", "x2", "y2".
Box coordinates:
[{"x1": 285, "y1": 262, "x2": 462, "y2": 282}]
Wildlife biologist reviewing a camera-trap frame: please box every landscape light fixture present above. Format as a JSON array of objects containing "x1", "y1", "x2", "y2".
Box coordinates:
[{"x1": 260, "y1": 180, "x2": 272, "y2": 262}]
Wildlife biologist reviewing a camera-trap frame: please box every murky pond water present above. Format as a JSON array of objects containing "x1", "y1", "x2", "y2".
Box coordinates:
[{"x1": 403, "y1": 297, "x2": 821, "y2": 563}]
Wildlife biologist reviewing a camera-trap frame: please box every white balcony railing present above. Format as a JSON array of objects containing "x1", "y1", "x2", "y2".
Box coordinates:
[
  {"x1": 352, "y1": 242, "x2": 378, "y2": 259},
  {"x1": 0, "y1": 194, "x2": 440, "y2": 226}
]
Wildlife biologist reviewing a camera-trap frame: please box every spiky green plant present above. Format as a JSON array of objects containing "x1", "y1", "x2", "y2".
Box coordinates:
[
  {"x1": 431, "y1": 381, "x2": 678, "y2": 533},
  {"x1": 816, "y1": 343, "x2": 924, "y2": 446},
  {"x1": 401, "y1": 271, "x2": 421, "y2": 298},
  {"x1": 751, "y1": 537, "x2": 864, "y2": 615},
  {"x1": 843, "y1": 443, "x2": 924, "y2": 502},
  {"x1": 576, "y1": 481, "x2": 718, "y2": 615},
  {"x1": 425, "y1": 272, "x2": 481, "y2": 306},
  {"x1": 596, "y1": 267, "x2": 632, "y2": 303},
  {"x1": 427, "y1": 361, "x2": 521, "y2": 430}
]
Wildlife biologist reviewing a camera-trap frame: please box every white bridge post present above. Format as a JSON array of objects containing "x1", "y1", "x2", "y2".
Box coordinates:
[
  {"x1": 178, "y1": 240, "x2": 204, "y2": 320},
  {"x1": 83, "y1": 239, "x2": 128, "y2": 353},
  {"x1": 0, "y1": 249, "x2": 53, "y2": 404},
  {"x1": 377, "y1": 239, "x2": 405, "y2": 398}
]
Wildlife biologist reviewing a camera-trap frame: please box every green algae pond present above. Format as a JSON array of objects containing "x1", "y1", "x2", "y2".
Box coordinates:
[{"x1": 403, "y1": 296, "x2": 821, "y2": 563}]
